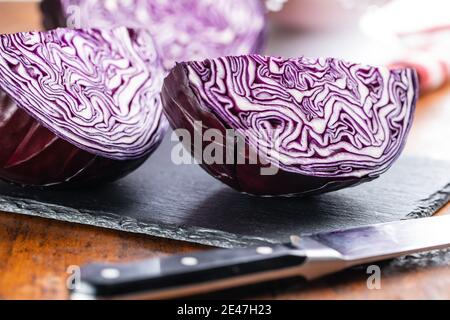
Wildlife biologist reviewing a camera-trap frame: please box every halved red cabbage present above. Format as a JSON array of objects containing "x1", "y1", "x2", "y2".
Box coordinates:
[
  {"x1": 41, "y1": 0, "x2": 266, "y2": 71},
  {"x1": 162, "y1": 55, "x2": 418, "y2": 196},
  {"x1": 0, "y1": 27, "x2": 166, "y2": 187}
]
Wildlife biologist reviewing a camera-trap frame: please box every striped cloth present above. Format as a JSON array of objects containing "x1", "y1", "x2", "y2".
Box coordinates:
[{"x1": 390, "y1": 26, "x2": 450, "y2": 93}]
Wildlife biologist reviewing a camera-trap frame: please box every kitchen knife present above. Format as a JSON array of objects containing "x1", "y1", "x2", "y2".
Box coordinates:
[{"x1": 70, "y1": 215, "x2": 450, "y2": 300}]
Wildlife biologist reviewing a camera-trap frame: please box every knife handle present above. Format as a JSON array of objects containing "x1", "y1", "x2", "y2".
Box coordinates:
[{"x1": 71, "y1": 244, "x2": 307, "y2": 299}]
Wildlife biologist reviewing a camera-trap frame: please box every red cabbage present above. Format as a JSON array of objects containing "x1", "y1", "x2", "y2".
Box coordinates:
[
  {"x1": 41, "y1": 0, "x2": 266, "y2": 70},
  {"x1": 0, "y1": 27, "x2": 166, "y2": 187},
  {"x1": 162, "y1": 55, "x2": 418, "y2": 196}
]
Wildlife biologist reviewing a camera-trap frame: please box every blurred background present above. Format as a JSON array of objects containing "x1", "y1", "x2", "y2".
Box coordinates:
[
  {"x1": 269, "y1": 0, "x2": 450, "y2": 162},
  {"x1": 0, "y1": 0, "x2": 449, "y2": 161}
]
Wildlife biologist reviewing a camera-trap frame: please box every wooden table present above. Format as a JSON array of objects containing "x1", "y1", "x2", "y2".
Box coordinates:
[{"x1": 0, "y1": 2, "x2": 449, "y2": 300}]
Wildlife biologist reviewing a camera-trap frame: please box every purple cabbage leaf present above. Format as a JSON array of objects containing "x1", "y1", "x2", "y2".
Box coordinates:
[
  {"x1": 41, "y1": 0, "x2": 267, "y2": 70},
  {"x1": 162, "y1": 55, "x2": 418, "y2": 196},
  {"x1": 0, "y1": 27, "x2": 166, "y2": 187}
]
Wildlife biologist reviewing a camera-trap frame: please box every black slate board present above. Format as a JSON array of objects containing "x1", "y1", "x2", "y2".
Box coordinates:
[{"x1": 0, "y1": 137, "x2": 449, "y2": 248}]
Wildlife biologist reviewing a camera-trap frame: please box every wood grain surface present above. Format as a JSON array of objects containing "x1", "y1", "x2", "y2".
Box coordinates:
[{"x1": 0, "y1": 2, "x2": 449, "y2": 300}]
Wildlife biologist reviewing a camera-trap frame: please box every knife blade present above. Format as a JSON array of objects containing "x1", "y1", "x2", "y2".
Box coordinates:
[{"x1": 70, "y1": 215, "x2": 450, "y2": 300}]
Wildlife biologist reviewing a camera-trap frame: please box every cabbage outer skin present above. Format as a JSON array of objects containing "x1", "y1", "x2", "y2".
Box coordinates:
[
  {"x1": 41, "y1": 0, "x2": 266, "y2": 70},
  {"x1": 162, "y1": 55, "x2": 419, "y2": 196},
  {"x1": 0, "y1": 27, "x2": 166, "y2": 187}
]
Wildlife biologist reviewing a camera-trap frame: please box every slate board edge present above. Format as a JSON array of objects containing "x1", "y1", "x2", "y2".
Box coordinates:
[
  {"x1": 0, "y1": 181, "x2": 449, "y2": 249},
  {"x1": 407, "y1": 183, "x2": 450, "y2": 219},
  {"x1": 0, "y1": 195, "x2": 274, "y2": 248}
]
